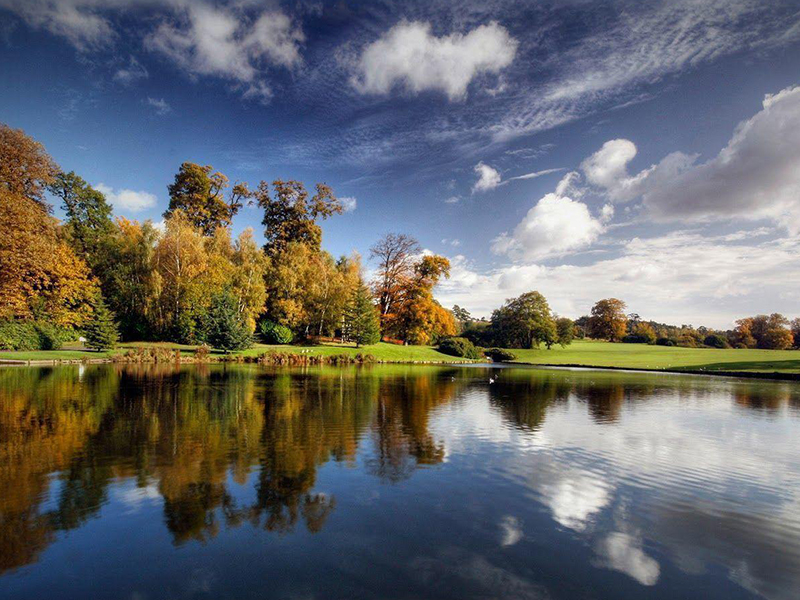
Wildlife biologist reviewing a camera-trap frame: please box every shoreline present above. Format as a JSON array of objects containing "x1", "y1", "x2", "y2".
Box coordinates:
[{"x1": 2, "y1": 355, "x2": 799, "y2": 382}]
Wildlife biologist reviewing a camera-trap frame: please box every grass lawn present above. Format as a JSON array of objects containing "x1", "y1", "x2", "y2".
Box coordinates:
[
  {"x1": 511, "y1": 339, "x2": 800, "y2": 374},
  {"x1": 3, "y1": 338, "x2": 800, "y2": 375}
]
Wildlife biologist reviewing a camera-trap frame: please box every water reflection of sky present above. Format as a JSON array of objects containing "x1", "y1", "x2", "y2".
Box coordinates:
[
  {"x1": 1, "y1": 365, "x2": 799, "y2": 600},
  {"x1": 430, "y1": 377, "x2": 800, "y2": 599}
]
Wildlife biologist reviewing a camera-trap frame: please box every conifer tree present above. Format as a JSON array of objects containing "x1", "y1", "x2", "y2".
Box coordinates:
[
  {"x1": 84, "y1": 297, "x2": 119, "y2": 351},
  {"x1": 344, "y1": 282, "x2": 380, "y2": 347},
  {"x1": 205, "y1": 292, "x2": 252, "y2": 353}
]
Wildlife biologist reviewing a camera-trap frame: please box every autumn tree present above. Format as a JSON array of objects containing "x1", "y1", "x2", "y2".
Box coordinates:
[
  {"x1": 103, "y1": 218, "x2": 160, "y2": 340},
  {"x1": 733, "y1": 314, "x2": 793, "y2": 349},
  {"x1": 254, "y1": 180, "x2": 342, "y2": 256},
  {"x1": 0, "y1": 123, "x2": 58, "y2": 208},
  {"x1": 491, "y1": 291, "x2": 557, "y2": 349},
  {"x1": 230, "y1": 229, "x2": 269, "y2": 332},
  {"x1": 587, "y1": 298, "x2": 628, "y2": 341},
  {"x1": 165, "y1": 162, "x2": 250, "y2": 235},
  {"x1": 791, "y1": 318, "x2": 800, "y2": 349},
  {"x1": 344, "y1": 281, "x2": 381, "y2": 347},
  {"x1": 370, "y1": 233, "x2": 420, "y2": 321},
  {"x1": 389, "y1": 254, "x2": 456, "y2": 345}
]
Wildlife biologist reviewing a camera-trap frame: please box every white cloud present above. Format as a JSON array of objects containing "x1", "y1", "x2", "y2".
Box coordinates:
[
  {"x1": 351, "y1": 21, "x2": 518, "y2": 101},
  {"x1": 472, "y1": 162, "x2": 501, "y2": 193},
  {"x1": 507, "y1": 167, "x2": 565, "y2": 182},
  {"x1": 95, "y1": 183, "x2": 157, "y2": 212},
  {"x1": 113, "y1": 55, "x2": 149, "y2": 85},
  {"x1": 582, "y1": 86, "x2": 800, "y2": 232},
  {"x1": 492, "y1": 173, "x2": 607, "y2": 261},
  {"x1": 436, "y1": 232, "x2": 800, "y2": 328},
  {"x1": 145, "y1": 4, "x2": 303, "y2": 102},
  {"x1": 340, "y1": 196, "x2": 357, "y2": 212},
  {"x1": 441, "y1": 238, "x2": 461, "y2": 247},
  {"x1": 542, "y1": 474, "x2": 611, "y2": 531},
  {"x1": 146, "y1": 97, "x2": 171, "y2": 115},
  {"x1": 0, "y1": 0, "x2": 116, "y2": 51},
  {"x1": 444, "y1": 195, "x2": 461, "y2": 204}
]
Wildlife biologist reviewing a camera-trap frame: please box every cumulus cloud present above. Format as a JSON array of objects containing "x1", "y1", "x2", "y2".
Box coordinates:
[
  {"x1": 472, "y1": 162, "x2": 501, "y2": 193},
  {"x1": 582, "y1": 86, "x2": 800, "y2": 232},
  {"x1": 145, "y1": 4, "x2": 303, "y2": 103},
  {"x1": 146, "y1": 97, "x2": 171, "y2": 115},
  {"x1": 492, "y1": 172, "x2": 608, "y2": 261},
  {"x1": 340, "y1": 196, "x2": 357, "y2": 212},
  {"x1": 351, "y1": 21, "x2": 518, "y2": 101},
  {"x1": 437, "y1": 231, "x2": 800, "y2": 328},
  {"x1": 95, "y1": 183, "x2": 157, "y2": 212}
]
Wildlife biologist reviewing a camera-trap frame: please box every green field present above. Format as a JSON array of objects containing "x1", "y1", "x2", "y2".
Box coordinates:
[
  {"x1": 511, "y1": 339, "x2": 800, "y2": 374},
  {"x1": 2, "y1": 339, "x2": 800, "y2": 376}
]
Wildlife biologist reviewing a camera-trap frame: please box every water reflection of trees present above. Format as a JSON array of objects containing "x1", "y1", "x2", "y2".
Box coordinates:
[{"x1": 0, "y1": 365, "x2": 464, "y2": 572}]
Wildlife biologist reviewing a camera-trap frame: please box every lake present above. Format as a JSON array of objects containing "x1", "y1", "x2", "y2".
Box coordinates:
[{"x1": 0, "y1": 364, "x2": 799, "y2": 599}]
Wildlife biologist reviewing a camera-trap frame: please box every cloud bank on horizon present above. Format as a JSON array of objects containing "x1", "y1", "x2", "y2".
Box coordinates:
[{"x1": 1, "y1": 0, "x2": 800, "y2": 328}]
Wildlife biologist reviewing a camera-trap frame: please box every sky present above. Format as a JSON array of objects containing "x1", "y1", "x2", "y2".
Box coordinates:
[{"x1": 1, "y1": 0, "x2": 800, "y2": 328}]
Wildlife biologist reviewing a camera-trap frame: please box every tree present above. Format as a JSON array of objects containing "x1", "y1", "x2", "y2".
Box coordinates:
[
  {"x1": 254, "y1": 180, "x2": 342, "y2": 256},
  {"x1": 733, "y1": 314, "x2": 792, "y2": 349},
  {"x1": 390, "y1": 254, "x2": 455, "y2": 344},
  {"x1": 230, "y1": 229, "x2": 269, "y2": 332},
  {"x1": 84, "y1": 297, "x2": 119, "y2": 351},
  {"x1": 0, "y1": 123, "x2": 58, "y2": 208},
  {"x1": 370, "y1": 233, "x2": 420, "y2": 320},
  {"x1": 491, "y1": 291, "x2": 557, "y2": 349},
  {"x1": 556, "y1": 317, "x2": 575, "y2": 347},
  {"x1": 633, "y1": 322, "x2": 657, "y2": 344},
  {"x1": 587, "y1": 298, "x2": 628, "y2": 341},
  {"x1": 792, "y1": 318, "x2": 800, "y2": 348},
  {"x1": 205, "y1": 292, "x2": 252, "y2": 353},
  {"x1": 165, "y1": 162, "x2": 250, "y2": 235},
  {"x1": 452, "y1": 305, "x2": 472, "y2": 327},
  {"x1": 48, "y1": 171, "x2": 114, "y2": 272},
  {"x1": 344, "y1": 281, "x2": 380, "y2": 347}
]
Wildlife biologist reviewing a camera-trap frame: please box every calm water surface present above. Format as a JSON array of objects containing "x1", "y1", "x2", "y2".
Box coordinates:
[{"x1": 1, "y1": 364, "x2": 799, "y2": 599}]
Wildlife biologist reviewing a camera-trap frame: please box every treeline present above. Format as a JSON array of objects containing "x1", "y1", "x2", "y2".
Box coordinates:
[{"x1": 0, "y1": 123, "x2": 455, "y2": 351}]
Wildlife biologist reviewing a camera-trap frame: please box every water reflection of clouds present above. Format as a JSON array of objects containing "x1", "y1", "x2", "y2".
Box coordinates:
[{"x1": 432, "y1": 377, "x2": 800, "y2": 597}]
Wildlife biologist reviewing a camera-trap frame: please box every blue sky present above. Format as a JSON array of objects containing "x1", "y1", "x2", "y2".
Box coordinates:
[{"x1": 2, "y1": 0, "x2": 800, "y2": 327}]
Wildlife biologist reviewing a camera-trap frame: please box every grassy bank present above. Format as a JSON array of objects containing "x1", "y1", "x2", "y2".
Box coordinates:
[
  {"x1": 511, "y1": 339, "x2": 800, "y2": 374},
  {"x1": 0, "y1": 340, "x2": 470, "y2": 364},
  {"x1": 2, "y1": 339, "x2": 800, "y2": 376}
]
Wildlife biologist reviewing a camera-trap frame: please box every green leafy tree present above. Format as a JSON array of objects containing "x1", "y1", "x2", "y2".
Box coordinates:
[
  {"x1": 254, "y1": 179, "x2": 342, "y2": 256},
  {"x1": 556, "y1": 317, "x2": 575, "y2": 347},
  {"x1": 84, "y1": 297, "x2": 119, "y2": 351},
  {"x1": 205, "y1": 292, "x2": 252, "y2": 353},
  {"x1": 165, "y1": 162, "x2": 250, "y2": 235},
  {"x1": 491, "y1": 291, "x2": 557, "y2": 349},
  {"x1": 344, "y1": 282, "x2": 381, "y2": 347},
  {"x1": 48, "y1": 171, "x2": 114, "y2": 273}
]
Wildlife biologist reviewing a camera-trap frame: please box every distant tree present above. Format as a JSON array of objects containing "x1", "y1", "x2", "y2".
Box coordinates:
[
  {"x1": 48, "y1": 171, "x2": 115, "y2": 271},
  {"x1": 84, "y1": 297, "x2": 119, "y2": 351},
  {"x1": 205, "y1": 292, "x2": 253, "y2": 353},
  {"x1": 0, "y1": 123, "x2": 58, "y2": 207},
  {"x1": 253, "y1": 179, "x2": 342, "y2": 256},
  {"x1": 491, "y1": 291, "x2": 557, "y2": 349},
  {"x1": 792, "y1": 318, "x2": 800, "y2": 348},
  {"x1": 452, "y1": 305, "x2": 472, "y2": 325},
  {"x1": 588, "y1": 298, "x2": 628, "y2": 341},
  {"x1": 391, "y1": 254, "x2": 456, "y2": 344},
  {"x1": 344, "y1": 281, "x2": 380, "y2": 347},
  {"x1": 370, "y1": 233, "x2": 420, "y2": 320},
  {"x1": 704, "y1": 333, "x2": 730, "y2": 349},
  {"x1": 556, "y1": 317, "x2": 575, "y2": 347},
  {"x1": 165, "y1": 162, "x2": 250, "y2": 235},
  {"x1": 733, "y1": 314, "x2": 792, "y2": 349},
  {"x1": 633, "y1": 322, "x2": 657, "y2": 344}
]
